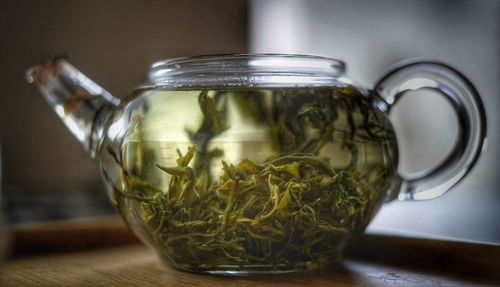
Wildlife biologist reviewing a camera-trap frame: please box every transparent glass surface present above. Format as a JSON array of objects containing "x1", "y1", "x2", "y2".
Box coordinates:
[
  {"x1": 99, "y1": 85, "x2": 398, "y2": 274},
  {"x1": 26, "y1": 53, "x2": 485, "y2": 274}
]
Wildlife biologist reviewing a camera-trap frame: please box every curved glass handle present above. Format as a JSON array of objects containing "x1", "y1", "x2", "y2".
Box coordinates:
[{"x1": 374, "y1": 61, "x2": 487, "y2": 200}]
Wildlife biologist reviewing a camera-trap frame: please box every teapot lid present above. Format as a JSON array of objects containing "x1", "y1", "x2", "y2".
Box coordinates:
[{"x1": 144, "y1": 54, "x2": 347, "y2": 89}]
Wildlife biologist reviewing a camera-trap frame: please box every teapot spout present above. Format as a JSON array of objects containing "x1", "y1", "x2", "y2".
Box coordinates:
[{"x1": 26, "y1": 57, "x2": 120, "y2": 159}]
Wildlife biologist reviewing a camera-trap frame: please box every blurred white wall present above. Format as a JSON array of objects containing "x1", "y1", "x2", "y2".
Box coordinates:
[{"x1": 250, "y1": 0, "x2": 500, "y2": 242}]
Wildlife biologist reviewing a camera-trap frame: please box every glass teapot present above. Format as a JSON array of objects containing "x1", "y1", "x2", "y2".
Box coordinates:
[{"x1": 26, "y1": 54, "x2": 486, "y2": 275}]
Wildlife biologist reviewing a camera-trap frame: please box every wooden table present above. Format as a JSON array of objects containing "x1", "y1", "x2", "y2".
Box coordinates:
[{"x1": 1, "y1": 217, "x2": 498, "y2": 286}]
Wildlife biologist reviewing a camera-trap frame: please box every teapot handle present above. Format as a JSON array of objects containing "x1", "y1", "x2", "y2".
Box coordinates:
[{"x1": 374, "y1": 60, "x2": 487, "y2": 200}]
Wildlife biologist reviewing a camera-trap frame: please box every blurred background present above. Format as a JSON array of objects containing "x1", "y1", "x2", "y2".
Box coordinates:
[
  {"x1": 0, "y1": 0, "x2": 247, "y2": 223},
  {"x1": 250, "y1": 0, "x2": 500, "y2": 243},
  {"x1": 0, "y1": 0, "x2": 498, "y2": 243}
]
